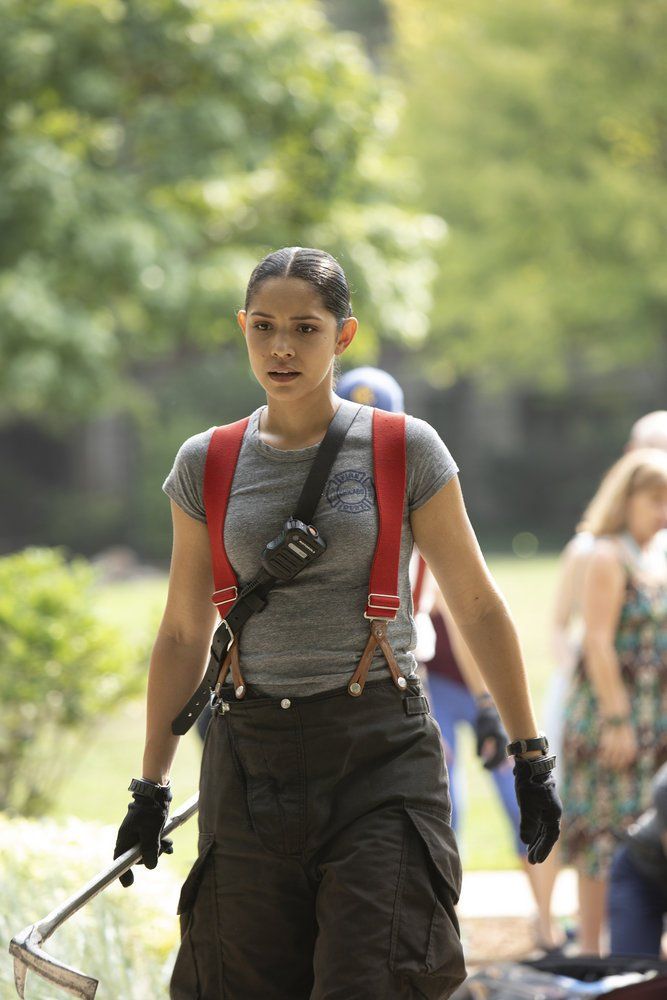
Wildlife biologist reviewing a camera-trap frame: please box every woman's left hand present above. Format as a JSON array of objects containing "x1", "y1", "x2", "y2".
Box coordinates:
[
  {"x1": 599, "y1": 720, "x2": 637, "y2": 771},
  {"x1": 513, "y1": 758, "x2": 562, "y2": 864}
]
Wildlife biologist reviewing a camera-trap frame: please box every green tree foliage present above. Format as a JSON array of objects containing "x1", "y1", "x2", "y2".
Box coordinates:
[
  {"x1": 0, "y1": 548, "x2": 146, "y2": 814},
  {"x1": 1, "y1": 0, "x2": 442, "y2": 423},
  {"x1": 389, "y1": 0, "x2": 667, "y2": 386}
]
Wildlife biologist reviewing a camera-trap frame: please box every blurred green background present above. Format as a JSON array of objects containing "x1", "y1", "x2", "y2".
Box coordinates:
[
  {"x1": 2, "y1": 0, "x2": 666, "y2": 988},
  {"x1": 3, "y1": 0, "x2": 666, "y2": 558}
]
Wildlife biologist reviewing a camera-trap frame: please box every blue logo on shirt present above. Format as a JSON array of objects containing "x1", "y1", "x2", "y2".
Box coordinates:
[{"x1": 326, "y1": 469, "x2": 375, "y2": 514}]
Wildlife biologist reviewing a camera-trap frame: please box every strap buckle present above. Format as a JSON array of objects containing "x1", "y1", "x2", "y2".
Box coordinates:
[
  {"x1": 211, "y1": 586, "x2": 238, "y2": 609},
  {"x1": 219, "y1": 619, "x2": 234, "y2": 653},
  {"x1": 364, "y1": 592, "x2": 400, "y2": 620}
]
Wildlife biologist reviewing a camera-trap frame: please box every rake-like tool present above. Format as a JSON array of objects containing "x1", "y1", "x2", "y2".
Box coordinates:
[{"x1": 9, "y1": 793, "x2": 199, "y2": 999}]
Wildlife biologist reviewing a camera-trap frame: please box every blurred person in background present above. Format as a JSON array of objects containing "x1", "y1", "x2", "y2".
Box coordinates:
[
  {"x1": 559, "y1": 448, "x2": 667, "y2": 955},
  {"x1": 337, "y1": 368, "x2": 565, "y2": 954},
  {"x1": 548, "y1": 412, "x2": 667, "y2": 764},
  {"x1": 540, "y1": 412, "x2": 667, "y2": 943},
  {"x1": 425, "y1": 592, "x2": 567, "y2": 953},
  {"x1": 608, "y1": 762, "x2": 667, "y2": 957}
]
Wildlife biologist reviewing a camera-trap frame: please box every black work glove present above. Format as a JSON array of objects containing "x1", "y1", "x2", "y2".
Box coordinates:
[
  {"x1": 473, "y1": 698, "x2": 508, "y2": 770},
  {"x1": 514, "y1": 757, "x2": 562, "y2": 865},
  {"x1": 114, "y1": 784, "x2": 173, "y2": 888}
]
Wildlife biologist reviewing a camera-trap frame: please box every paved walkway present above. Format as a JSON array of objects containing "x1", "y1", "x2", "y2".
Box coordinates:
[{"x1": 458, "y1": 866, "x2": 577, "y2": 919}]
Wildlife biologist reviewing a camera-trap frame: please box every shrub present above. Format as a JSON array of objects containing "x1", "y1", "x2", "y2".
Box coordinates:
[
  {"x1": 0, "y1": 815, "x2": 181, "y2": 999},
  {"x1": 0, "y1": 548, "x2": 146, "y2": 815}
]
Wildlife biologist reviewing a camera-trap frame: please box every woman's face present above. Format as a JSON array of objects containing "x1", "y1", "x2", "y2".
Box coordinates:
[
  {"x1": 626, "y1": 483, "x2": 667, "y2": 544},
  {"x1": 237, "y1": 277, "x2": 357, "y2": 402}
]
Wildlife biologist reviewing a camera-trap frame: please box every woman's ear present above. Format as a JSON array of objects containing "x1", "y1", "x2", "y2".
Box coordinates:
[
  {"x1": 237, "y1": 309, "x2": 247, "y2": 334},
  {"x1": 334, "y1": 316, "x2": 358, "y2": 356}
]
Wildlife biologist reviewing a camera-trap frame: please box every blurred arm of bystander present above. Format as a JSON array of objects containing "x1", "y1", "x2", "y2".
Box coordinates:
[
  {"x1": 551, "y1": 536, "x2": 586, "y2": 670},
  {"x1": 581, "y1": 539, "x2": 636, "y2": 770}
]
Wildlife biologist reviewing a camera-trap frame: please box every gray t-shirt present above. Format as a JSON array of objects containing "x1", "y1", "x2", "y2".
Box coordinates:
[{"x1": 163, "y1": 400, "x2": 458, "y2": 696}]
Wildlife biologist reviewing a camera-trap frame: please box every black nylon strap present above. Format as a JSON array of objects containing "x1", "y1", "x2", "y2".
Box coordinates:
[
  {"x1": 506, "y1": 733, "x2": 549, "y2": 758},
  {"x1": 171, "y1": 403, "x2": 361, "y2": 735},
  {"x1": 293, "y1": 402, "x2": 360, "y2": 523},
  {"x1": 514, "y1": 754, "x2": 557, "y2": 777}
]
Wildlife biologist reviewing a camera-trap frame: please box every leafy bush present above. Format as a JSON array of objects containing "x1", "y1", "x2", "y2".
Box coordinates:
[
  {"x1": 0, "y1": 815, "x2": 181, "y2": 999},
  {"x1": 0, "y1": 548, "x2": 146, "y2": 815}
]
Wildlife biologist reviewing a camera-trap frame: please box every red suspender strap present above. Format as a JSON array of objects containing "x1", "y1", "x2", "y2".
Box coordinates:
[
  {"x1": 365, "y1": 410, "x2": 406, "y2": 620},
  {"x1": 203, "y1": 418, "x2": 249, "y2": 615},
  {"x1": 412, "y1": 554, "x2": 427, "y2": 612}
]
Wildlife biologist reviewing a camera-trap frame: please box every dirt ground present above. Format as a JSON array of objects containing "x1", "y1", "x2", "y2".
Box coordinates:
[{"x1": 460, "y1": 915, "x2": 545, "y2": 970}]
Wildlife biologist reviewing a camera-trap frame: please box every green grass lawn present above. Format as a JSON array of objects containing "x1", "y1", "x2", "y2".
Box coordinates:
[{"x1": 53, "y1": 553, "x2": 560, "y2": 874}]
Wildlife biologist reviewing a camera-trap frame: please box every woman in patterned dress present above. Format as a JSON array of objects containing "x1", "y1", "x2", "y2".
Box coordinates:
[{"x1": 560, "y1": 448, "x2": 667, "y2": 955}]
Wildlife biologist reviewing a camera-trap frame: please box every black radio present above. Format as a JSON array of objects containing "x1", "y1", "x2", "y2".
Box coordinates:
[{"x1": 261, "y1": 517, "x2": 327, "y2": 581}]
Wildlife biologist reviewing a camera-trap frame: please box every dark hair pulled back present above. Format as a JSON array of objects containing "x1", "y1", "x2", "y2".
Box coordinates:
[{"x1": 244, "y1": 247, "x2": 352, "y2": 329}]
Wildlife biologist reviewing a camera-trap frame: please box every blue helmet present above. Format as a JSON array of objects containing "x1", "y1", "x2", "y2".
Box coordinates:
[{"x1": 336, "y1": 366, "x2": 404, "y2": 414}]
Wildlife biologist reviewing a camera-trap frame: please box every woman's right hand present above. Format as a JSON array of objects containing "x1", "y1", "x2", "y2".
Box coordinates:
[
  {"x1": 599, "y1": 720, "x2": 637, "y2": 771},
  {"x1": 114, "y1": 782, "x2": 173, "y2": 887}
]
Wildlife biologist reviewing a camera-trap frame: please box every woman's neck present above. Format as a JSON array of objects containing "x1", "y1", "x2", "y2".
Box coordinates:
[
  {"x1": 621, "y1": 529, "x2": 666, "y2": 578},
  {"x1": 260, "y1": 390, "x2": 341, "y2": 450},
  {"x1": 624, "y1": 527, "x2": 656, "y2": 553}
]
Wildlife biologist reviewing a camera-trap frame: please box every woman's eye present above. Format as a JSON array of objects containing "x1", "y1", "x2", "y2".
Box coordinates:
[
  {"x1": 298, "y1": 325, "x2": 316, "y2": 334},
  {"x1": 253, "y1": 322, "x2": 271, "y2": 331}
]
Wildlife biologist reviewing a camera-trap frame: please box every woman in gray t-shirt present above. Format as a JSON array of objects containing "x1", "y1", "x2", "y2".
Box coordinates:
[{"x1": 114, "y1": 246, "x2": 560, "y2": 1000}]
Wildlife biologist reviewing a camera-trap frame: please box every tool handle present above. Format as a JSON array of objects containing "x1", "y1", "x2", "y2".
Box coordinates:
[{"x1": 36, "y1": 793, "x2": 199, "y2": 944}]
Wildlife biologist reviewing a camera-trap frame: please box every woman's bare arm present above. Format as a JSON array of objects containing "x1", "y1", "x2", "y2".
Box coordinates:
[
  {"x1": 411, "y1": 477, "x2": 539, "y2": 742},
  {"x1": 142, "y1": 501, "x2": 218, "y2": 783},
  {"x1": 581, "y1": 540, "x2": 637, "y2": 769},
  {"x1": 551, "y1": 537, "x2": 585, "y2": 668},
  {"x1": 580, "y1": 541, "x2": 628, "y2": 717},
  {"x1": 433, "y1": 589, "x2": 489, "y2": 698}
]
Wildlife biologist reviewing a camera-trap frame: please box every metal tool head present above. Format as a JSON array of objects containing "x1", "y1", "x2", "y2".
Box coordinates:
[
  {"x1": 7, "y1": 793, "x2": 198, "y2": 999},
  {"x1": 9, "y1": 923, "x2": 98, "y2": 999}
]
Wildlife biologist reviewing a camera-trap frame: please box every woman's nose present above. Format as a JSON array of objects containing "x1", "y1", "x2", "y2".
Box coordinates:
[{"x1": 271, "y1": 337, "x2": 295, "y2": 358}]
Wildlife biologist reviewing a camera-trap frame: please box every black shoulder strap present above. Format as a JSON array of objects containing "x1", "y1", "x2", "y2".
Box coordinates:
[{"x1": 294, "y1": 401, "x2": 360, "y2": 523}]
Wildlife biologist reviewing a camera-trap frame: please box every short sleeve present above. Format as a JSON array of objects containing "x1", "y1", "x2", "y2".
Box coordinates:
[
  {"x1": 162, "y1": 428, "x2": 215, "y2": 523},
  {"x1": 405, "y1": 416, "x2": 459, "y2": 512}
]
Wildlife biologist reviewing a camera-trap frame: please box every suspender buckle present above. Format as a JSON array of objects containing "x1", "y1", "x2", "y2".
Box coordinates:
[
  {"x1": 364, "y1": 593, "x2": 400, "y2": 619},
  {"x1": 211, "y1": 586, "x2": 238, "y2": 609}
]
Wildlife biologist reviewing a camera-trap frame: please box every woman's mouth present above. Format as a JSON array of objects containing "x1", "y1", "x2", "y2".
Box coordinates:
[{"x1": 268, "y1": 371, "x2": 301, "y2": 383}]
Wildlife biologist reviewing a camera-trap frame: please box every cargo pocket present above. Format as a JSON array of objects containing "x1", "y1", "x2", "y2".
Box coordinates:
[
  {"x1": 170, "y1": 839, "x2": 223, "y2": 1000},
  {"x1": 389, "y1": 807, "x2": 467, "y2": 999}
]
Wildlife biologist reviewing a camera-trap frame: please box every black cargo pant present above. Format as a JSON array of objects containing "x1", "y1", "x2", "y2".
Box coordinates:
[{"x1": 170, "y1": 677, "x2": 467, "y2": 1000}]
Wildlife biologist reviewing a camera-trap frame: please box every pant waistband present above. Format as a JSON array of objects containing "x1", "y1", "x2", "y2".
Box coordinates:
[{"x1": 213, "y1": 675, "x2": 430, "y2": 717}]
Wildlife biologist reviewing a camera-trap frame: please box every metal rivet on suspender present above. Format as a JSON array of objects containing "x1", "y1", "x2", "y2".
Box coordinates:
[
  {"x1": 280, "y1": 698, "x2": 291, "y2": 709},
  {"x1": 235, "y1": 685, "x2": 245, "y2": 699},
  {"x1": 348, "y1": 682, "x2": 362, "y2": 696},
  {"x1": 397, "y1": 676, "x2": 407, "y2": 689}
]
